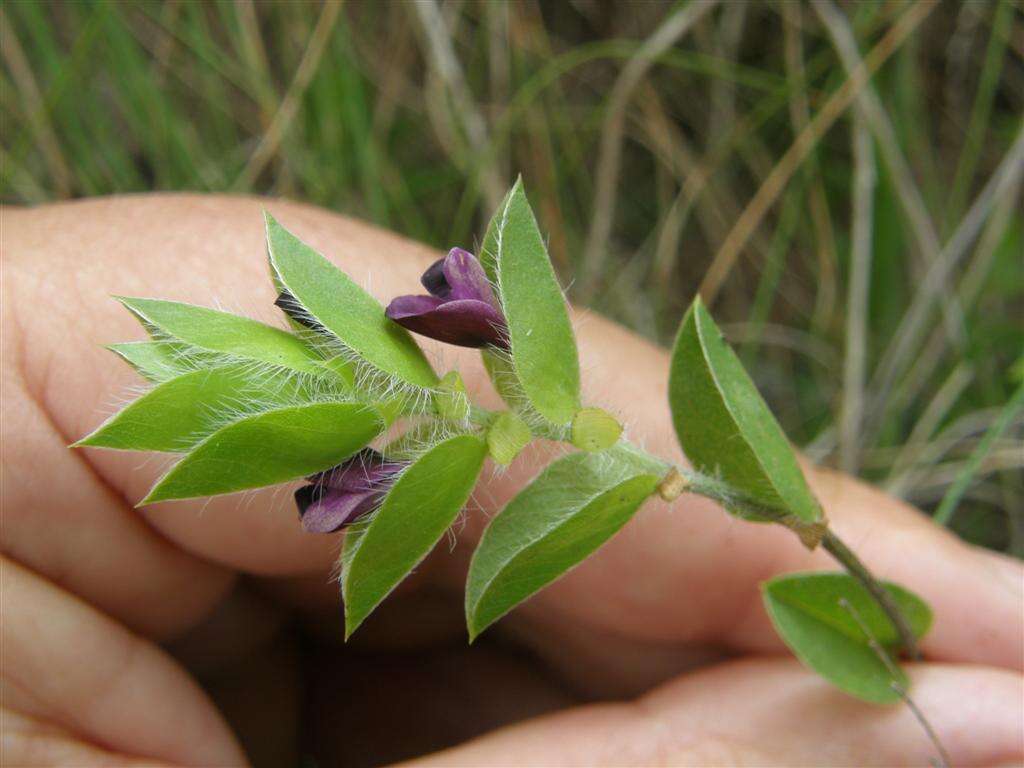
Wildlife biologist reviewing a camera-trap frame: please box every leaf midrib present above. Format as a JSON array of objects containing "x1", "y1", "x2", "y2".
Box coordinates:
[{"x1": 693, "y1": 305, "x2": 793, "y2": 513}]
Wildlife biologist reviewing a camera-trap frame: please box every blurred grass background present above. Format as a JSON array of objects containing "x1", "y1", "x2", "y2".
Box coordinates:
[{"x1": 2, "y1": 0, "x2": 1022, "y2": 553}]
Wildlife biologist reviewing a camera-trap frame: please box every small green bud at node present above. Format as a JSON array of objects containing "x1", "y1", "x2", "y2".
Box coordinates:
[
  {"x1": 570, "y1": 407, "x2": 622, "y2": 452},
  {"x1": 657, "y1": 467, "x2": 689, "y2": 501},
  {"x1": 433, "y1": 371, "x2": 471, "y2": 422},
  {"x1": 486, "y1": 411, "x2": 531, "y2": 465}
]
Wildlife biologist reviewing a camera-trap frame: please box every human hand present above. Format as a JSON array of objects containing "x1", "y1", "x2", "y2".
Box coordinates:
[{"x1": 3, "y1": 196, "x2": 1021, "y2": 766}]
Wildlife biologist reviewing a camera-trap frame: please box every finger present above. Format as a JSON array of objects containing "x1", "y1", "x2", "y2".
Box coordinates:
[
  {"x1": 406, "y1": 657, "x2": 1024, "y2": 768},
  {"x1": 3, "y1": 199, "x2": 435, "y2": 578},
  {"x1": 0, "y1": 557, "x2": 247, "y2": 767},
  {"x1": 1, "y1": 708, "x2": 179, "y2": 767},
  {"x1": 0, "y1": 281, "x2": 234, "y2": 638},
  {"x1": 7, "y1": 197, "x2": 1019, "y2": 675}
]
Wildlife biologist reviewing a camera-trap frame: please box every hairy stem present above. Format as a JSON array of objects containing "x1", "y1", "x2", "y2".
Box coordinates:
[{"x1": 660, "y1": 462, "x2": 921, "y2": 658}]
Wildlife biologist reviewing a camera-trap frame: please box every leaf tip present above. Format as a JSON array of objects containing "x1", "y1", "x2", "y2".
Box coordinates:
[
  {"x1": 138, "y1": 483, "x2": 170, "y2": 507},
  {"x1": 343, "y1": 613, "x2": 364, "y2": 641},
  {"x1": 465, "y1": 612, "x2": 485, "y2": 644}
]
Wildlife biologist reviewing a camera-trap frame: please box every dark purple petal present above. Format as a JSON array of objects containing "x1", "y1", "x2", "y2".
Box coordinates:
[
  {"x1": 309, "y1": 447, "x2": 404, "y2": 492},
  {"x1": 296, "y1": 484, "x2": 381, "y2": 533},
  {"x1": 386, "y1": 296, "x2": 507, "y2": 348},
  {"x1": 441, "y1": 248, "x2": 499, "y2": 307},
  {"x1": 420, "y1": 258, "x2": 450, "y2": 298},
  {"x1": 386, "y1": 294, "x2": 445, "y2": 320}
]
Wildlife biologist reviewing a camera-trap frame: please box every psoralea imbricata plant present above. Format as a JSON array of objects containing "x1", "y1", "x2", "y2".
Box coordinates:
[{"x1": 77, "y1": 178, "x2": 933, "y2": 707}]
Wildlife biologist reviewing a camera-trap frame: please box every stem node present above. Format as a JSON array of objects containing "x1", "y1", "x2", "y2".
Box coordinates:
[{"x1": 657, "y1": 467, "x2": 689, "y2": 501}]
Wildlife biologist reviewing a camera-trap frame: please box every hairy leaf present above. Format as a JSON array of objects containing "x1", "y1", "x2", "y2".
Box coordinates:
[
  {"x1": 143, "y1": 402, "x2": 383, "y2": 503},
  {"x1": 466, "y1": 445, "x2": 664, "y2": 640},
  {"x1": 668, "y1": 297, "x2": 822, "y2": 523},
  {"x1": 483, "y1": 179, "x2": 579, "y2": 424},
  {"x1": 342, "y1": 434, "x2": 486, "y2": 637},
  {"x1": 762, "y1": 572, "x2": 932, "y2": 704},
  {"x1": 76, "y1": 365, "x2": 309, "y2": 452},
  {"x1": 107, "y1": 341, "x2": 194, "y2": 382},
  {"x1": 265, "y1": 213, "x2": 437, "y2": 388},
  {"x1": 117, "y1": 297, "x2": 327, "y2": 375}
]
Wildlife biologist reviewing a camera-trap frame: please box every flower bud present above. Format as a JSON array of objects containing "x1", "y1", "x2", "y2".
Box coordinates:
[
  {"x1": 486, "y1": 411, "x2": 531, "y2": 466},
  {"x1": 570, "y1": 407, "x2": 622, "y2": 452}
]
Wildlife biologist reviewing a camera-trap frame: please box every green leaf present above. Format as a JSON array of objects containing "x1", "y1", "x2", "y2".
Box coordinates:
[
  {"x1": 485, "y1": 179, "x2": 580, "y2": 424},
  {"x1": 76, "y1": 365, "x2": 309, "y2": 453},
  {"x1": 762, "y1": 572, "x2": 932, "y2": 704},
  {"x1": 479, "y1": 184, "x2": 514, "y2": 283},
  {"x1": 668, "y1": 297, "x2": 822, "y2": 524},
  {"x1": 116, "y1": 297, "x2": 327, "y2": 376},
  {"x1": 143, "y1": 402, "x2": 384, "y2": 503},
  {"x1": 481, "y1": 348, "x2": 523, "y2": 409},
  {"x1": 466, "y1": 445, "x2": 664, "y2": 640},
  {"x1": 107, "y1": 341, "x2": 193, "y2": 382},
  {"x1": 342, "y1": 434, "x2": 486, "y2": 637},
  {"x1": 265, "y1": 213, "x2": 437, "y2": 388}
]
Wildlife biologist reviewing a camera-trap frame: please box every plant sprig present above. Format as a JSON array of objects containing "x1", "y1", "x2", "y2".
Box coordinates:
[{"x1": 77, "y1": 178, "x2": 932, "y2": 706}]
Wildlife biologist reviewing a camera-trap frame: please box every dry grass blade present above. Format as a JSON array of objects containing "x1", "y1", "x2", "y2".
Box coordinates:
[
  {"x1": 233, "y1": 0, "x2": 343, "y2": 191},
  {"x1": 883, "y1": 177, "x2": 1022, "y2": 437},
  {"x1": 410, "y1": 0, "x2": 504, "y2": 212},
  {"x1": 0, "y1": 7, "x2": 71, "y2": 196},
  {"x1": 886, "y1": 363, "x2": 975, "y2": 498},
  {"x1": 580, "y1": 0, "x2": 720, "y2": 300},
  {"x1": 698, "y1": 0, "x2": 936, "y2": 305},
  {"x1": 813, "y1": 0, "x2": 965, "y2": 350},
  {"x1": 934, "y1": 383, "x2": 1024, "y2": 526},
  {"x1": 840, "y1": 114, "x2": 875, "y2": 474},
  {"x1": 782, "y1": 1, "x2": 838, "y2": 331},
  {"x1": 866, "y1": 123, "x2": 1024, "y2": 435}
]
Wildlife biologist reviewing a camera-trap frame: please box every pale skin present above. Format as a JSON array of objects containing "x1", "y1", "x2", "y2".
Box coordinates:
[{"x1": 1, "y1": 196, "x2": 1021, "y2": 767}]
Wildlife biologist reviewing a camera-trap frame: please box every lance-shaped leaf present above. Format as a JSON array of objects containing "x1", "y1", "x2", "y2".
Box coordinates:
[
  {"x1": 265, "y1": 213, "x2": 437, "y2": 388},
  {"x1": 481, "y1": 179, "x2": 580, "y2": 424},
  {"x1": 143, "y1": 402, "x2": 383, "y2": 503},
  {"x1": 107, "y1": 341, "x2": 194, "y2": 382},
  {"x1": 466, "y1": 445, "x2": 665, "y2": 640},
  {"x1": 117, "y1": 297, "x2": 327, "y2": 376},
  {"x1": 762, "y1": 573, "x2": 932, "y2": 704},
  {"x1": 668, "y1": 297, "x2": 822, "y2": 524},
  {"x1": 76, "y1": 365, "x2": 308, "y2": 453},
  {"x1": 342, "y1": 434, "x2": 486, "y2": 637}
]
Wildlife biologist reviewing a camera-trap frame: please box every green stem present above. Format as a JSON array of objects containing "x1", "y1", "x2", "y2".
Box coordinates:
[
  {"x1": 820, "y1": 530, "x2": 921, "y2": 659},
  {"x1": 659, "y1": 461, "x2": 922, "y2": 659}
]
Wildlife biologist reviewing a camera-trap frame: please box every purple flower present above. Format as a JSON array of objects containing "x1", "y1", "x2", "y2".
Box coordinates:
[
  {"x1": 295, "y1": 448, "x2": 405, "y2": 533},
  {"x1": 385, "y1": 248, "x2": 508, "y2": 349}
]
